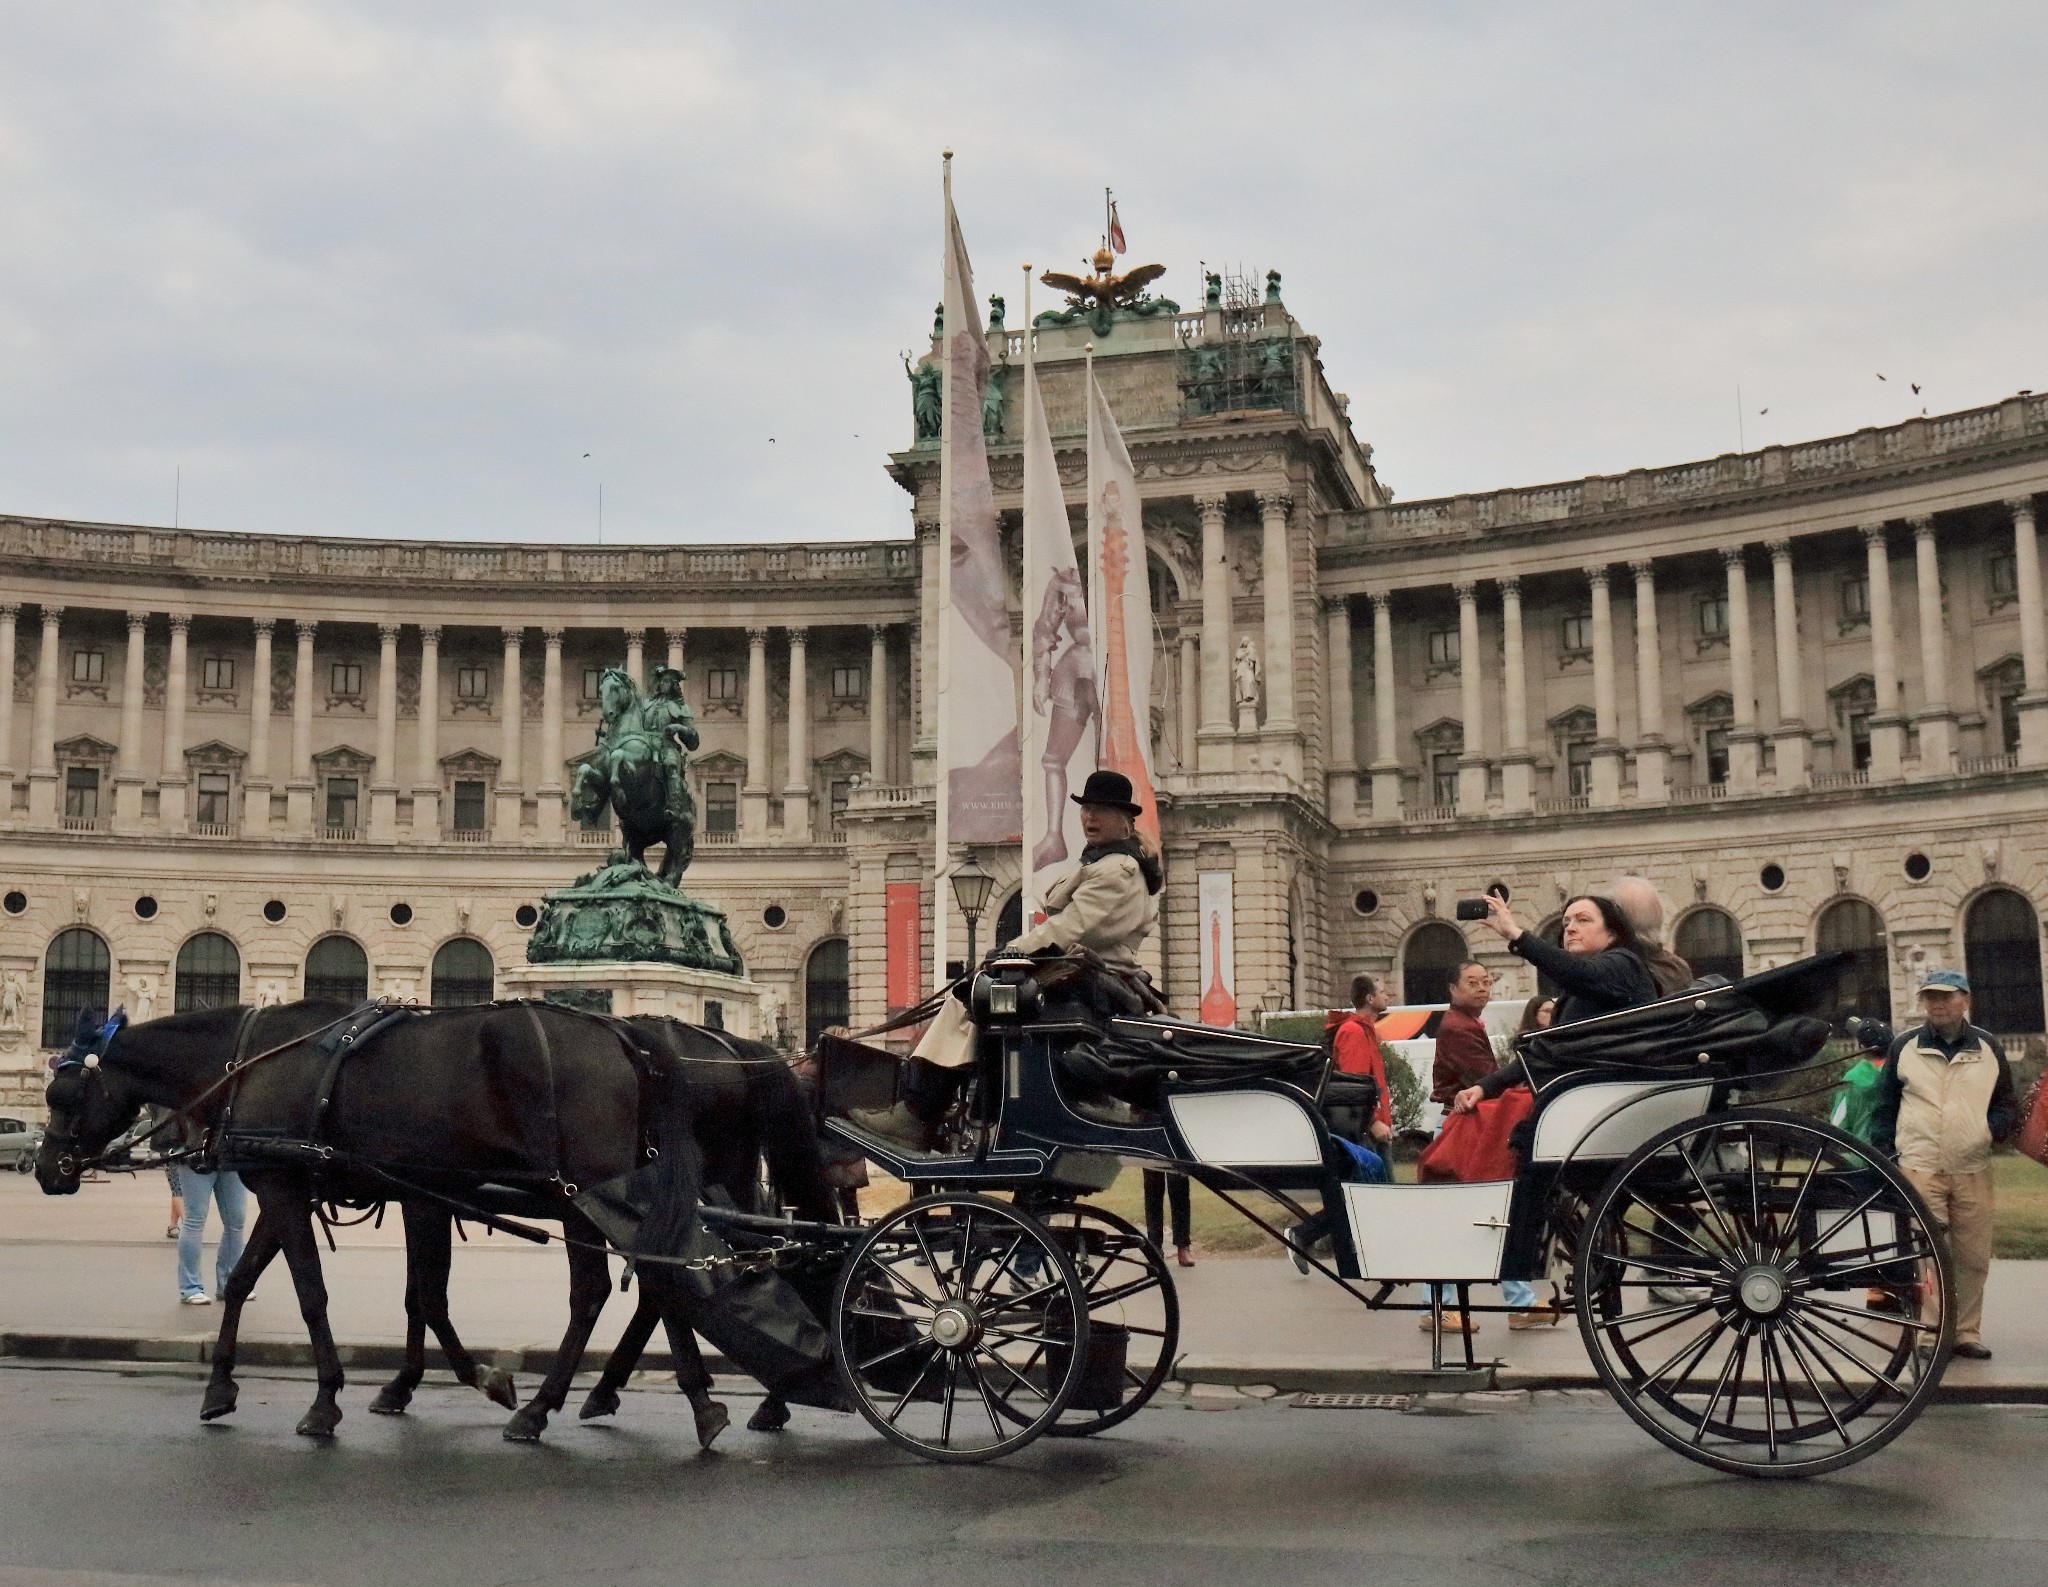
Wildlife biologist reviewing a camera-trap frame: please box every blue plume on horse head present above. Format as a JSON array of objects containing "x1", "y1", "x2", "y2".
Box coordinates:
[{"x1": 54, "y1": 1005, "x2": 128, "y2": 1069}]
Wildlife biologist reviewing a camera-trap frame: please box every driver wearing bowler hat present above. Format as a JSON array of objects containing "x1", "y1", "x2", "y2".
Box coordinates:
[{"x1": 848, "y1": 769, "x2": 1164, "y2": 1152}]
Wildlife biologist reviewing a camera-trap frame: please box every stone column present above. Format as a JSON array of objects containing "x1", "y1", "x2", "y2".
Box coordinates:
[
  {"x1": 495, "y1": 626, "x2": 524, "y2": 838},
  {"x1": 868, "y1": 624, "x2": 890, "y2": 784},
  {"x1": 26, "y1": 605, "x2": 62, "y2": 825},
  {"x1": 1195, "y1": 493, "x2": 1233, "y2": 769},
  {"x1": 0, "y1": 603, "x2": 16, "y2": 783},
  {"x1": 666, "y1": 627, "x2": 686, "y2": 675},
  {"x1": 115, "y1": 611, "x2": 150, "y2": 829},
  {"x1": 1368, "y1": 592, "x2": 1402, "y2": 820},
  {"x1": 1862, "y1": 525, "x2": 1904, "y2": 780},
  {"x1": 1909, "y1": 517, "x2": 1955, "y2": 775},
  {"x1": 1323, "y1": 597, "x2": 1356, "y2": 822},
  {"x1": 784, "y1": 626, "x2": 811, "y2": 837},
  {"x1": 1588, "y1": 570, "x2": 1622, "y2": 806},
  {"x1": 744, "y1": 627, "x2": 771, "y2": 833},
  {"x1": 1177, "y1": 633, "x2": 1200, "y2": 772},
  {"x1": 625, "y1": 627, "x2": 645, "y2": 685},
  {"x1": 412, "y1": 625, "x2": 441, "y2": 837},
  {"x1": 1724, "y1": 548, "x2": 1760, "y2": 789},
  {"x1": 915, "y1": 519, "x2": 940, "y2": 759},
  {"x1": 1767, "y1": 541, "x2": 1810, "y2": 788},
  {"x1": 2010, "y1": 497, "x2": 2048, "y2": 765},
  {"x1": 243, "y1": 618, "x2": 273, "y2": 833},
  {"x1": 537, "y1": 626, "x2": 565, "y2": 842},
  {"x1": 1455, "y1": 582, "x2": 1487, "y2": 815},
  {"x1": 1499, "y1": 578, "x2": 1534, "y2": 813},
  {"x1": 1630, "y1": 561, "x2": 1668, "y2": 803},
  {"x1": 1257, "y1": 491, "x2": 1296, "y2": 730},
  {"x1": 287, "y1": 621, "x2": 316, "y2": 832},
  {"x1": 159, "y1": 614, "x2": 191, "y2": 831},
  {"x1": 369, "y1": 622, "x2": 400, "y2": 842}
]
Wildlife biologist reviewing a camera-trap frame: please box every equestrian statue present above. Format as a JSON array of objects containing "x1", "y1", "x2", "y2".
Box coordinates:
[{"x1": 570, "y1": 665, "x2": 698, "y2": 884}]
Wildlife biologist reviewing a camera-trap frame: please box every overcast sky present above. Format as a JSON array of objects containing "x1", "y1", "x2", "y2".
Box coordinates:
[{"x1": 1, "y1": 2, "x2": 2042, "y2": 545}]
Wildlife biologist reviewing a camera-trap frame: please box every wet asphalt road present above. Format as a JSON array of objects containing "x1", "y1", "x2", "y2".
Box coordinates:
[{"x1": 0, "y1": 1365, "x2": 2045, "y2": 1587}]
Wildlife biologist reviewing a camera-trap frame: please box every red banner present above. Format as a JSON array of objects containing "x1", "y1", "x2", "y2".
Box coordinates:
[{"x1": 886, "y1": 882, "x2": 924, "y2": 1014}]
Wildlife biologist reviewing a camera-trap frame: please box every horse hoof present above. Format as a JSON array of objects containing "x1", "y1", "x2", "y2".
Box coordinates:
[
  {"x1": 481, "y1": 1368, "x2": 520, "y2": 1411},
  {"x1": 694, "y1": 1400, "x2": 731, "y2": 1451},
  {"x1": 198, "y1": 1386, "x2": 238, "y2": 1422},
  {"x1": 746, "y1": 1397, "x2": 791, "y2": 1433},
  {"x1": 502, "y1": 1407, "x2": 548, "y2": 1443},
  {"x1": 296, "y1": 1406, "x2": 341, "y2": 1439},
  {"x1": 368, "y1": 1387, "x2": 410, "y2": 1416},
  {"x1": 578, "y1": 1386, "x2": 621, "y2": 1421}
]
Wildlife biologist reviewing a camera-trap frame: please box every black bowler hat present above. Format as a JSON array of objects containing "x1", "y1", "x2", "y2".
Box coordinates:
[{"x1": 1073, "y1": 769, "x2": 1142, "y2": 815}]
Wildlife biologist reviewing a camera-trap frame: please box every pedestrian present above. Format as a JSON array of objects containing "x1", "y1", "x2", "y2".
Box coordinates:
[
  {"x1": 170, "y1": 1115, "x2": 248, "y2": 1306},
  {"x1": 1869, "y1": 969, "x2": 2019, "y2": 1361},
  {"x1": 1331, "y1": 973, "x2": 1395, "y2": 1145},
  {"x1": 164, "y1": 1164, "x2": 183, "y2": 1241},
  {"x1": 1516, "y1": 996, "x2": 1556, "y2": 1039},
  {"x1": 1143, "y1": 1170, "x2": 1194, "y2": 1268},
  {"x1": 1431, "y1": 961, "x2": 1496, "y2": 1109}
]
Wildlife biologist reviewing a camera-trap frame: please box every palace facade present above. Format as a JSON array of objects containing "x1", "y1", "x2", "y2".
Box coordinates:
[{"x1": 4, "y1": 276, "x2": 2046, "y2": 1108}]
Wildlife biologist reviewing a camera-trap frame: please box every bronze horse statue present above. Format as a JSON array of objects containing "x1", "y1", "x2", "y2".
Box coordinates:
[{"x1": 570, "y1": 666, "x2": 697, "y2": 883}]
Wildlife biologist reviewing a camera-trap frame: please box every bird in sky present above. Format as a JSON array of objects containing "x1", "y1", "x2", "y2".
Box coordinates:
[
  {"x1": 1911, "y1": 383, "x2": 1922, "y2": 395},
  {"x1": 582, "y1": 452, "x2": 590, "y2": 457},
  {"x1": 1760, "y1": 407, "x2": 1770, "y2": 415},
  {"x1": 1876, "y1": 373, "x2": 1887, "y2": 381}
]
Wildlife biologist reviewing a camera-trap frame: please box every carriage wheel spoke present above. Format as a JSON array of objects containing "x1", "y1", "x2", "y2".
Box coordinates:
[
  {"x1": 1791, "y1": 1300, "x2": 1915, "y2": 1355},
  {"x1": 1680, "y1": 1147, "x2": 1745, "y2": 1255},
  {"x1": 1746, "y1": 1132, "x2": 1767, "y2": 1255},
  {"x1": 1758, "y1": 1324, "x2": 1779, "y2": 1458},
  {"x1": 966, "y1": 1355, "x2": 1008, "y2": 1438},
  {"x1": 1782, "y1": 1311, "x2": 1911, "y2": 1399},
  {"x1": 1789, "y1": 1188, "x2": 1887, "y2": 1278},
  {"x1": 1799, "y1": 1295, "x2": 1939, "y2": 1335},
  {"x1": 884, "y1": 1347, "x2": 943, "y2": 1426},
  {"x1": 1764, "y1": 1329, "x2": 1808, "y2": 1444},
  {"x1": 869, "y1": 1261, "x2": 940, "y2": 1311},
  {"x1": 1594, "y1": 1248, "x2": 1720, "y2": 1284},
  {"x1": 1778, "y1": 1322, "x2": 1853, "y2": 1446},
  {"x1": 1780, "y1": 1311, "x2": 1871, "y2": 1412},
  {"x1": 970, "y1": 1231, "x2": 1031, "y2": 1308},
  {"x1": 911, "y1": 1219, "x2": 952, "y2": 1301},
  {"x1": 1797, "y1": 1250, "x2": 1929, "y2": 1289},
  {"x1": 1078, "y1": 1273, "x2": 1162, "y2": 1311},
  {"x1": 973, "y1": 1340, "x2": 1045, "y2": 1405},
  {"x1": 1628, "y1": 1195, "x2": 1727, "y2": 1266},
  {"x1": 856, "y1": 1336, "x2": 930, "y2": 1376},
  {"x1": 1770, "y1": 1149, "x2": 1826, "y2": 1266},
  {"x1": 847, "y1": 1300, "x2": 932, "y2": 1326},
  {"x1": 1612, "y1": 1295, "x2": 1720, "y2": 1350},
  {"x1": 1689, "y1": 1327, "x2": 1748, "y2": 1444},
  {"x1": 1626, "y1": 1311, "x2": 1727, "y2": 1402},
  {"x1": 956, "y1": 1208, "x2": 979, "y2": 1299}
]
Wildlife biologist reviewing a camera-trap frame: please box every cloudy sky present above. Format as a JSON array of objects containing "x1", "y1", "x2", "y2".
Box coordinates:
[{"x1": 1, "y1": 2, "x2": 2042, "y2": 545}]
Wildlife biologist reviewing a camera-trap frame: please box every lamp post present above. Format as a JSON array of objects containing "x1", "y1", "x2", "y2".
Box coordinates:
[{"x1": 950, "y1": 851, "x2": 996, "y2": 970}]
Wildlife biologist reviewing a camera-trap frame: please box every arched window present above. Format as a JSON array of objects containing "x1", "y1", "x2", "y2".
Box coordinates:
[
  {"x1": 42, "y1": 928, "x2": 111, "y2": 1048},
  {"x1": 1964, "y1": 888, "x2": 2044, "y2": 1035},
  {"x1": 1675, "y1": 908, "x2": 1744, "y2": 985},
  {"x1": 994, "y1": 891, "x2": 1024, "y2": 951},
  {"x1": 175, "y1": 933, "x2": 241, "y2": 1012},
  {"x1": 304, "y1": 935, "x2": 369, "y2": 1005},
  {"x1": 1401, "y1": 921, "x2": 1469, "y2": 1006},
  {"x1": 804, "y1": 938, "x2": 850, "y2": 1045},
  {"x1": 1816, "y1": 899, "x2": 1888, "y2": 1026},
  {"x1": 430, "y1": 938, "x2": 495, "y2": 1007}
]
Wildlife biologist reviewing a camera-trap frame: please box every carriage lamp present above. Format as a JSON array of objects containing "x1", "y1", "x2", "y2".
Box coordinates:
[{"x1": 950, "y1": 853, "x2": 997, "y2": 968}]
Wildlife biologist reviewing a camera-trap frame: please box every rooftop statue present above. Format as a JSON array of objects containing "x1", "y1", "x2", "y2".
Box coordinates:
[
  {"x1": 904, "y1": 356, "x2": 943, "y2": 442},
  {"x1": 1035, "y1": 249, "x2": 1179, "y2": 339}
]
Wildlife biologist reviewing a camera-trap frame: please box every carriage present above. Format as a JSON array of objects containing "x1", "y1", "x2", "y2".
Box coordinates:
[{"x1": 757, "y1": 949, "x2": 1955, "y2": 1476}]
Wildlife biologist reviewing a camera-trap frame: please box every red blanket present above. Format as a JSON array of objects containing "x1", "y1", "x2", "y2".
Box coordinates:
[{"x1": 1417, "y1": 1086, "x2": 1535, "y2": 1183}]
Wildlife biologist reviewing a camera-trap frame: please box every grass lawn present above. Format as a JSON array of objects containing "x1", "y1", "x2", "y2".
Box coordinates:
[{"x1": 1993, "y1": 1149, "x2": 2048, "y2": 1258}]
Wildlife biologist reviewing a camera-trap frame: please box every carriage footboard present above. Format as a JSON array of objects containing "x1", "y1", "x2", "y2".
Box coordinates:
[{"x1": 1342, "y1": 1181, "x2": 1514, "y2": 1283}]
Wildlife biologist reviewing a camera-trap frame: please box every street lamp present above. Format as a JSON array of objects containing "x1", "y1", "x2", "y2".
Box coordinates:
[{"x1": 950, "y1": 852, "x2": 996, "y2": 970}]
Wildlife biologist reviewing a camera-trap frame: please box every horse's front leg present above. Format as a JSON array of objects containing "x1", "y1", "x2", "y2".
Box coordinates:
[
  {"x1": 200, "y1": 1202, "x2": 285, "y2": 1422},
  {"x1": 503, "y1": 1208, "x2": 613, "y2": 1442},
  {"x1": 579, "y1": 1288, "x2": 660, "y2": 1422},
  {"x1": 372, "y1": 1204, "x2": 518, "y2": 1414},
  {"x1": 272, "y1": 1197, "x2": 347, "y2": 1437}
]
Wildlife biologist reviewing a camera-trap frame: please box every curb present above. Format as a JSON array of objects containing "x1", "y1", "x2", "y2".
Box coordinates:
[{"x1": 0, "y1": 1332, "x2": 729, "y2": 1379}]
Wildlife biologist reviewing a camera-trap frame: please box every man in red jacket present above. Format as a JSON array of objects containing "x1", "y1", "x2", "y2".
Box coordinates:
[
  {"x1": 1331, "y1": 973, "x2": 1394, "y2": 1144},
  {"x1": 1432, "y1": 961, "x2": 1496, "y2": 1106}
]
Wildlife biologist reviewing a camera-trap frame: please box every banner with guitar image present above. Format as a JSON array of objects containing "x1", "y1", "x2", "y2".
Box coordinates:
[{"x1": 1085, "y1": 367, "x2": 1160, "y2": 849}]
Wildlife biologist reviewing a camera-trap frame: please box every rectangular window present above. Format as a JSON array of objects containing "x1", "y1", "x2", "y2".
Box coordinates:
[
  {"x1": 1704, "y1": 728, "x2": 1730, "y2": 785},
  {"x1": 70, "y1": 650, "x2": 105, "y2": 684},
  {"x1": 1848, "y1": 712, "x2": 1873, "y2": 770},
  {"x1": 201, "y1": 657, "x2": 234, "y2": 690},
  {"x1": 63, "y1": 767, "x2": 100, "y2": 820},
  {"x1": 456, "y1": 666, "x2": 490, "y2": 701},
  {"x1": 325, "y1": 777, "x2": 360, "y2": 830},
  {"x1": 829, "y1": 777, "x2": 853, "y2": 827},
  {"x1": 830, "y1": 665, "x2": 865, "y2": 701},
  {"x1": 1426, "y1": 630, "x2": 1460, "y2": 668},
  {"x1": 704, "y1": 780, "x2": 738, "y2": 834},
  {"x1": 1840, "y1": 578, "x2": 1869, "y2": 620},
  {"x1": 195, "y1": 771, "x2": 231, "y2": 825},
  {"x1": 1999, "y1": 690, "x2": 2021, "y2": 754},
  {"x1": 581, "y1": 667, "x2": 604, "y2": 701},
  {"x1": 1990, "y1": 552, "x2": 2018, "y2": 596},
  {"x1": 331, "y1": 662, "x2": 363, "y2": 697},
  {"x1": 706, "y1": 667, "x2": 740, "y2": 701},
  {"x1": 1561, "y1": 614, "x2": 1592, "y2": 654},
  {"x1": 1430, "y1": 751, "x2": 1459, "y2": 806},
  {"x1": 1566, "y1": 741, "x2": 1594, "y2": 797},
  {"x1": 452, "y1": 779, "x2": 487, "y2": 831},
  {"x1": 1698, "y1": 597, "x2": 1728, "y2": 638}
]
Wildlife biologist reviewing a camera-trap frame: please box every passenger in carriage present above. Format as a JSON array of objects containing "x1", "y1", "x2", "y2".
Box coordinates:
[
  {"x1": 1606, "y1": 875, "x2": 1695, "y2": 996},
  {"x1": 1450, "y1": 893, "x2": 1656, "y2": 1114},
  {"x1": 849, "y1": 769, "x2": 1162, "y2": 1152}
]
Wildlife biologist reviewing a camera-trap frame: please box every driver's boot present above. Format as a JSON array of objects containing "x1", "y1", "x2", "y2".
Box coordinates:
[{"x1": 847, "y1": 1101, "x2": 932, "y2": 1152}]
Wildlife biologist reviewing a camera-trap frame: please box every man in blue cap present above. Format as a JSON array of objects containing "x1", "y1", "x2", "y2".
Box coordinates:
[{"x1": 1870, "y1": 968, "x2": 2020, "y2": 1359}]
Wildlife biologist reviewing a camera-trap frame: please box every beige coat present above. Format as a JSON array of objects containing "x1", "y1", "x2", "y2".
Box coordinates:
[{"x1": 1889, "y1": 1031, "x2": 2006, "y2": 1176}]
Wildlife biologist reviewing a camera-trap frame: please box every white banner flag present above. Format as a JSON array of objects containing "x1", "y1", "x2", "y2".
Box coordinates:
[
  {"x1": 1020, "y1": 294, "x2": 1096, "y2": 923},
  {"x1": 1085, "y1": 366, "x2": 1159, "y2": 848},
  {"x1": 934, "y1": 161, "x2": 1021, "y2": 864}
]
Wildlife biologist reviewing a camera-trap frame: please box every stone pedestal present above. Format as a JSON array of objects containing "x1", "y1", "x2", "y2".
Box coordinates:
[{"x1": 500, "y1": 958, "x2": 764, "y2": 1038}]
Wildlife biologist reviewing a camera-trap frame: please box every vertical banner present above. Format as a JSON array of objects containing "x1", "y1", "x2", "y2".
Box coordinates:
[
  {"x1": 1197, "y1": 870, "x2": 1237, "y2": 1027},
  {"x1": 1020, "y1": 285, "x2": 1096, "y2": 922},
  {"x1": 885, "y1": 881, "x2": 924, "y2": 1014},
  {"x1": 1086, "y1": 368, "x2": 1159, "y2": 849}
]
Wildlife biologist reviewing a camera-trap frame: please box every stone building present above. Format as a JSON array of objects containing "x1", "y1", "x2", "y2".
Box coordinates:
[{"x1": 4, "y1": 267, "x2": 2046, "y2": 1110}]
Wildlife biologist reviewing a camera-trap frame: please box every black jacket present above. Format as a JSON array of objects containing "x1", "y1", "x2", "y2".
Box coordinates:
[{"x1": 1479, "y1": 932, "x2": 1657, "y2": 1098}]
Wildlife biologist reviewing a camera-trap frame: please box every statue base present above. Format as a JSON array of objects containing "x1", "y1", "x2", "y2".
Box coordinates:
[
  {"x1": 524, "y1": 858, "x2": 744, "y2": 976},
  {"x1": 499, "y1": 960, "x2": 765, "y2": 1040}
]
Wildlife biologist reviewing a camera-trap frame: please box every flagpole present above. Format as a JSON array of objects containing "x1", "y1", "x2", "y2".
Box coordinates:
[
  {"x1": 933, "y1": 148, "x2": 954, "y2": 992},
  {"x1": 1103, "y1": 186, "x2": 1112, "y2": 251}
]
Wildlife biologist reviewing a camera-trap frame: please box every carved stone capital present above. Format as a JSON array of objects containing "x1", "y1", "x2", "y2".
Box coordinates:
[
  {"x1": 1628, "y1": 559, "x2": 1655, "y2": 581},
  {"x1": 39, "y1": 604, "x2": 65, "y2": 625},
  {"x1": 1909, "y1": 515, "x2": 1936, "y2": 541},
  {"x1": 1765, "y1": 538, "x2": 1793, "y2": 561},
  {"x1": 1255, "y1": 490, "x2": 1293, "y2": 518},
  {"x1": 2005, "y1": 496, "x2": 2036, "y2": 523},
  {"x1": 1859, "y1": 523, "x2": 1890, "y2": 549},
  {"x1": 913, "y1": 518, "x2": 941, "y2": 541},
  {"x1": 1369, "y1": 590, "x2": 1392, "y2": 617},
  {"x1": 127, "y1": 611, "x2": 151, "y2": 633},
  {"x1": 664, "y1": 626, "x2": 686, "y2": 647},
  {"x1": 295, "y1": 619, "x2": 318, "y2": 643},
  {"x1": 746, "y1": 627, "x2": 770, "y2": 647},
  {"x1": 1320, "y1": 595, "x2": 1349, "y2": 618},
  {"x1": 787, "y1": 626, "x2": 809, "y2": 647},
  {"x1": 1498, "y1": 575, "x2": 1521, "y2": 600},
  {"x1": 540, "y1": 626, "x2": 564, "y2": 646},
  {"x1": 0, "y1": 602, "x2": 17, "y2": 621},
  {"x1": 1719, "y1": 545, "x2": 1748, "y2": 570},
  {"x1": 870, "y1": 622, "x2": 889, "y2": 643},
  {"x1": 418, "y1": 625, "x2": 441, "y2": 647},
  {"x1": 252, "y1": 617, "x2": 274, "y2": 637},
  {"x1": 501, "y1": 626, "x2": 524, "y2": 651},
  {"x1": 1193, "y1": 493, "x2": 1229, "y2": 522},
  {"x1": 1588, "y1": 567, "x2": 1610, "y2": 592},
  {"x1": 378, "y1": 622, "x2": 402, "y2": 644},
  {"x1": 168, "y1": 613, "x2": 192, "y2": 635},
  {"x1": 1453, "y1": 581, "x2": 1477, "y2": 605}
]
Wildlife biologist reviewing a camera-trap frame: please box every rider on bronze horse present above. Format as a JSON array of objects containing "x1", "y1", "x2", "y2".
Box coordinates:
[{"x1": 570, "y1": 665, "x2": 697, "y2": 882}]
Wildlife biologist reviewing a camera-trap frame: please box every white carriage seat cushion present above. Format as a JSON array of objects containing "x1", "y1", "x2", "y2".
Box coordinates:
[
  {"x1": 1167, "y1": 1089, "x2": 1324, "y2": 1167},
  {"x1": 1528, "y1": 1079, "x2": 1714, "y2": 1163}
]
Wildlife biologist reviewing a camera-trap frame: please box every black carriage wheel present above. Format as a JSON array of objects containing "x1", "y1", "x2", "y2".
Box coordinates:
[
  {"x1": 1574, "y1": 1108, "x2": 1952, "y2": 1479},
  {"x1": 830, "y1": 1192, "x2": 1090, "y2": 1464},
  {"x1": 995, "y1": 1202, "x2": 1180, "y2": 1437}
]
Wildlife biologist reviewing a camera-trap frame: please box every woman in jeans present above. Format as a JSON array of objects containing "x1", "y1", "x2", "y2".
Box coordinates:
[{"x1": 170, "y1": 1111, "x2": 248, "y2": 1306}]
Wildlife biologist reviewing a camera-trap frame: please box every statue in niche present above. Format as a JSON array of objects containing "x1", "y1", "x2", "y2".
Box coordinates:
[
  {"x1": 0, "y1": 971, "x2": 24, "y2": 1031},
  {"x1": 1232, "y1": 635, "x2": 1262, "y2": 731},
  {"x1": 123, "y1": 975, "x2": 159, "y2": 1023}
]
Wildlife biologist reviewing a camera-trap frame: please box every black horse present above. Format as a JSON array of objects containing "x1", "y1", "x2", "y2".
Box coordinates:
[{"x1": 37, "y1": 1001, "x2": 841, "y2": 1440}]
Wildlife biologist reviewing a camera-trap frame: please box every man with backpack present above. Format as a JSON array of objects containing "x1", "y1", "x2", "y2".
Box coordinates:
[{"x1": 1326, "y1": 973, "x2": 1394, "y2": 1145}]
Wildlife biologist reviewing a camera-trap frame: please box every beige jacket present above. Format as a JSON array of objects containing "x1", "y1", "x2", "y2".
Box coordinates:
[
  {"x1": 1882, "y1": 1028, "x2": 2014, "y2": 1176},
  {"x1": 1007, "y1": 851, "x2": 1157, "y2": 966}
]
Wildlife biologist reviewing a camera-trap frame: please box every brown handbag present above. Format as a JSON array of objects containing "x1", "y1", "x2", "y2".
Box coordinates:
[{"x1": 2018, "y1": 1072, "x2": 2048, "y2": 1167}]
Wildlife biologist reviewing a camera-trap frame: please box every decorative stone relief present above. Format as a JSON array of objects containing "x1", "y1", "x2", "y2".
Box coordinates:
[
  {"x1": 396, "y1": 658, "x2": 420, "y2": 719},
  {"x1": 271, "y1": 650, "x2": 294, "y2": 714},
  {"x1": 143, "y1": 650, "x2": 167, "y2": 707}
]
